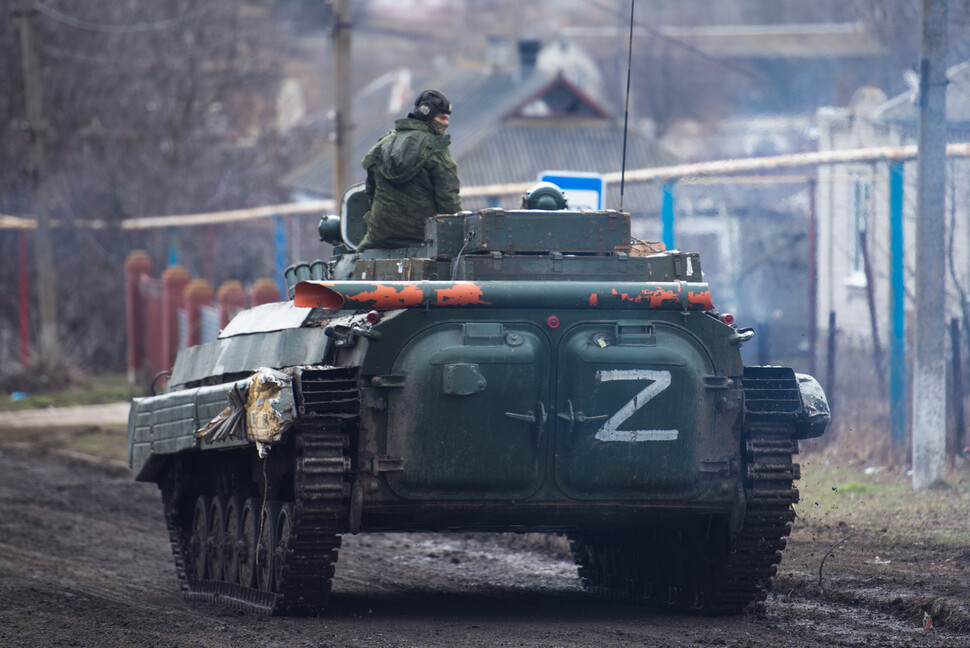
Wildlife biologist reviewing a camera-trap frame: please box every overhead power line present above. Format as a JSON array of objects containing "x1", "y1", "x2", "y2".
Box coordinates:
[
  {"x1": 38, "y1": 42, "x2": 114, "y2": 64},
  {"x1": 33, "y1": 1, "x2": 211, "y2": 34},
  {"x1": 579, "y1": 0, "x2": 763, "y2": 81}
]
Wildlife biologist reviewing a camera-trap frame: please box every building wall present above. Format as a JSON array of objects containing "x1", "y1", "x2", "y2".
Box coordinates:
[{"x1": 816, "y1": 88, "x2": 970, "y2": 355}]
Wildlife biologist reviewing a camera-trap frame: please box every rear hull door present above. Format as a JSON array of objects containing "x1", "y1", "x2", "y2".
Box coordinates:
[
  {"x1": 554, "y1": 321, "x2": 715, "y2": 499},
  {"x1": 384, "y1": 321, "x2": 551, "y2": 499}
]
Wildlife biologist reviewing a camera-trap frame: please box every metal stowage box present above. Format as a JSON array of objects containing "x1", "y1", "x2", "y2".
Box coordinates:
[
  {"x1": 451, "y1": 250, "x2": 702, "y2": 282},
  {"x1": 436, "y1": 209, "x2": 630, "y2": 256}
]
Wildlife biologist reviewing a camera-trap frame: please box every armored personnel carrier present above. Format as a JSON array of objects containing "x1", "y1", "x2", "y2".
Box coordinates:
[{"x1": 128, "y1": 183, "x2": 829, "y2": 616}]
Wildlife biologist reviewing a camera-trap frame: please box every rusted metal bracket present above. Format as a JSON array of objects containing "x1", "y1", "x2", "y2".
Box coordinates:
[
  {"x1": 699, "y1": 458, "x2": 733, "y2": 474},
  {"x1": 728, "y1": 328, "x2": 755, "y2": 345},
  {"x1": 371, "y1": 373, "x2": 406, "y2": 388},
  {"x1": 703, "y1": 375, "x2": 734, "y2": 389},
  {"x1": 363, "y1": 396, "x2": 387, "y2": 410},
  {"x1": 370, "y1": 455, "x2": 404, "y2": 474},
  {"x1": 324, "y1": 324, "x2": 357, "y2": 347}
]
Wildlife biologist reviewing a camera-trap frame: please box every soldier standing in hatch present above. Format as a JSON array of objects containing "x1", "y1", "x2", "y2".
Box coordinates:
[{"x1": 357, "y1": 90, "x2": 462, "y2": 251}]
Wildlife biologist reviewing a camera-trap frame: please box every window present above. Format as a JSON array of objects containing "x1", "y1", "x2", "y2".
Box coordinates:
[
  {"x1": 850, "y1": 175, "x2": 871, "y2": 278},
  {"x1": 845, "y1": 173, "x2": 872, "y2": 288}
]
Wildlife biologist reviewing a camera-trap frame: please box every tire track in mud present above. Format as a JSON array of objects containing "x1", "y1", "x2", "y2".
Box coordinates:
[{"x1": 0, "y1": 441, "x2": 967, "y2": 648}]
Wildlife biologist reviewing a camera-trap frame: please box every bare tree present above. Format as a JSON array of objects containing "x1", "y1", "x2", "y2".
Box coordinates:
[
  {"x1": 852, "y1": 0, "x2": 970, "y2": 92},
  {"x1": 1, "y1": 0, "x2": 325, "y2": 372}
]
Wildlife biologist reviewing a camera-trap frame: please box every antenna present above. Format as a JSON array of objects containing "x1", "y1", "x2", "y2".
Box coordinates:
[{"x1": 618, "y1": 0, "x2": 635, "y2": 211}]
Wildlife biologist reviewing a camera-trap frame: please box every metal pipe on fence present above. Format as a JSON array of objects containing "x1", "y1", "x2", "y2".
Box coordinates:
[
  {"x1": 661, "y1": 182, "x2": 676, "y2": 249},
  {"x1": 7, "y1": 146, "x2": 970, "y2": 232},
  {"x1": 889, "y1": 162, "x2": 906, "y2": 446},
  {"x1": 859, "y1": 228, "x2": 886, "y2": 397}
]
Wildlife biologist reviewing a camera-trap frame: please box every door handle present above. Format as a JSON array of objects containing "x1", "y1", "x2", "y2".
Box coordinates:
[
  {"x1": 556, "y1": 400, "x2": 608, "y2": 446},
  {"x1": 505, "y1": 401, "x2": 547, "y2": 450},
  {"x1": 556, "y1": 399, "x2": 609, "y2": 426}
]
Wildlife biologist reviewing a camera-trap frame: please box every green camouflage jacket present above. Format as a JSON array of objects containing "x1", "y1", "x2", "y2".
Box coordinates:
[{"x1": 357, "y1": 118, "x2": 461, "y2": 250}]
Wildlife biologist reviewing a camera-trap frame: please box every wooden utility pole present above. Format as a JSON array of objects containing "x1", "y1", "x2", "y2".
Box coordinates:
[
  {"x1": 17, "y1": 0, "x2": 59, "y2": 369},
  {"x1": 912, "y1": 0, "x2": 948, "y2": 490},
  {"x1": 331, "y1": 0, "x2": 353, "y2": 202}
]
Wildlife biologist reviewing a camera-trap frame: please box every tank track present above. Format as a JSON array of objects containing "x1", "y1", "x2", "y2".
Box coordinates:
[
  {"x1": 707, "y1": 426, "x2": 799, "y2": 613},
  {"x1": 570, "y1": 372, "x2": 801, "y2": 615},
  {"x1": 159, "y1": 368, "x2": 357, "y2": 615}
]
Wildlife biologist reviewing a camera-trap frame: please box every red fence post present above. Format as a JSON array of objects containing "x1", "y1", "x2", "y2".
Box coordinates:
[
  {"x1": 124, "y1": 250, "x2": 154, "y2": 390},
  {"x1": 161, "y1": 265, "x2": 191, "y2": 371},
  {"x1": 217, "y1": 280, "x2": 247, "y2": 329},
  {"x1": 183, "y1": 279, "x2": 214, "y2": 348},
  {"x1": 250, "y1": 278, "x2": 281, "y2": 306},
  {"x1": 142, "y1": 276, "x2": 163, "y2": 383}
]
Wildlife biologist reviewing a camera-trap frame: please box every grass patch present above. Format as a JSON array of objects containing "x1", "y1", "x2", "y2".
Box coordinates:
[
  {"x1": 796, "y1": 456, "x2": 970, "y2": 546},
  {"x1": 70, "y1": 427, "x2": 129, "y2": 463},
  {"x1": 0, "y1": 425, "x2": 128, "y2": 464},
  {"x1": 0, "y1": 372, "x2": 131, "y2": 412},
  {"x1": 834, "y1": 480, "x2": 886, "y2": 495}
]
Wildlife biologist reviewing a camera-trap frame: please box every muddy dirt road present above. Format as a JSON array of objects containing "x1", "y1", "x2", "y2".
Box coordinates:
[{"x1": 0, "y1": 442, "x2": 967, "y2": 648}]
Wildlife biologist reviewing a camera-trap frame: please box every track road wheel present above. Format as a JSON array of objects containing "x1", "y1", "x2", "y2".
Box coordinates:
[
  {"x1": 206, "y1": 496, "x2": 227, "y2": 581},
  {"x1": 257, "y1": 501, "x2": 282, "y2": 592},
  {"x1": 188, "y1": 495, "x2": 211, "y2": 580},
  {"x1": 237, "y1": 498, "x2": 260, "y2": 588},
  {"x1": 273, "y1": 503, "x2": 294, "y2": 592},
  {"x1": 223, "y1": 496, "x2": 243, "y2": 585}
]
